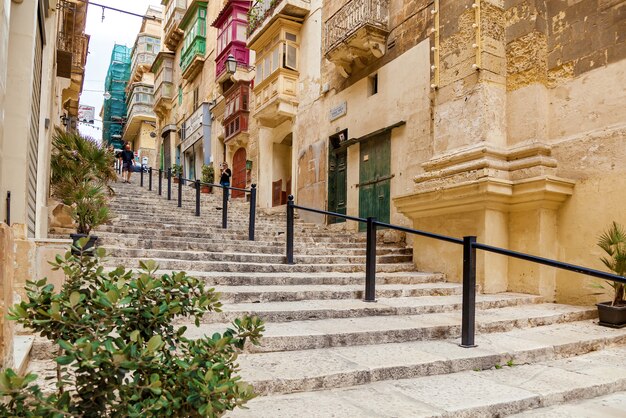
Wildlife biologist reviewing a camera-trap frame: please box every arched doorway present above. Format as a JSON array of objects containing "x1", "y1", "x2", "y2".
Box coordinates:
[{"x1": 232, "y1": 147, "x2": 247, "y2": 198}]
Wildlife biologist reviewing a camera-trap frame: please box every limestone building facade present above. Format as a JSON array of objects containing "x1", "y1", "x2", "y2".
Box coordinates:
[
  {"x1": 0, "y1": 0, "x2": 90, "y2": 368},
  {"x1": 122, "y1": 6, "x2": 162, "y2": 168},
  {"x1": 150, "y1": 0, "x2": 625, "y2": 304},
  {"x1": 284, "y1": 0, "x2": 626, "y2": 305}
]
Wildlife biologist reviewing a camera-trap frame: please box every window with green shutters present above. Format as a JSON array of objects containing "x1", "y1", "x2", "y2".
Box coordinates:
[{"x1": 180, "y1": 6, "x2": 207, "y2": 73}]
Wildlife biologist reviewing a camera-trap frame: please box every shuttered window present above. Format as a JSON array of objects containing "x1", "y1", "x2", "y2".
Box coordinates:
[{"x1": 26, "y1": 12, "x2": 44, "y2": 237}]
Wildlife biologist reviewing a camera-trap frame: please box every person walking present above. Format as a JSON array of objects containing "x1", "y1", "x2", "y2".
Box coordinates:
[
  {"x1": 120, "y1": 143, "x2": 135, "y2": 184},
  {"x1": 219, "y1": 162, "x2": 232, "y2": 199}
]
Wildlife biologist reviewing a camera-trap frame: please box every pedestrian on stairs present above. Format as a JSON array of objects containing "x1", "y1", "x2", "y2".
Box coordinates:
[
  {"x1": 219, "y1": 162, "x2": 232, "y2": 199},
  {"x1": 120, "y1": 143, "x2": 135, "y2": 184}
]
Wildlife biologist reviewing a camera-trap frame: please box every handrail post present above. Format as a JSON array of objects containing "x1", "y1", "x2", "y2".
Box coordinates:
[
  {"x1": 222, "y1": 186, "x2": 228, "y2": 229},
  {"x1": 5, "y1": 191, "x2": 10, "y2": 225},
  {"x1": 364, "y1": 217, "x2": 377, "y2": 302},
  {"x1": 195, "y1": 180, "x2": 200, "y2": 216},
  {"x1": 167, "y1": 168, "x2": 172, "y2": 200},
  {"x1": 148, "y1": 167, "x2": 152, "y2": 191},
  {"x1": 177, "y1": 172, "x2": 183, "y2": 208},
  {"x1": 286, "y1": 195, "x2": 294, "y2": 264},
  {"x1": 460, "y1": 235, "x2": 477, "y2": 348},
  {"x1": 140, "y1": 165, "x2": 144, "y2": 187},
  {"x1": 158, "y1": 168, "x2": 162, "y2": 196},
  {"x1": 248, "y1": 184, "x2": 257, "y2": 241}
]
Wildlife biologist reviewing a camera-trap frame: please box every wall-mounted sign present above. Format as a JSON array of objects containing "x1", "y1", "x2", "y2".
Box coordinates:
[
  {"x1": 78, "y1": 105, "x2": 95, "y2": 124},
  {"x1": 329, "y1": 101, "x2": 347, "y2": 121},
  {"x1": 181, "y1": 103, "x2": 209, "y2": 152}
]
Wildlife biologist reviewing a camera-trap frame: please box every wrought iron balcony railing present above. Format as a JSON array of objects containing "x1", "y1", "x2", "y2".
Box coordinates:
[
  {"x1": 323, "y1": 0, "x2": 389, "y2": 54},
  {"x1": 57, "y1": 32, "x2": 89, "y2": 69},
  {"x1": 248, "y1": 0, "x2": 283, "y2": 35}
]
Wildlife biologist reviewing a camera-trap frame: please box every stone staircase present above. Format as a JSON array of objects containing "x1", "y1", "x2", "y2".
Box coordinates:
[{"x1": 33, "y1": 180, "x2": 626, "y2": 416}]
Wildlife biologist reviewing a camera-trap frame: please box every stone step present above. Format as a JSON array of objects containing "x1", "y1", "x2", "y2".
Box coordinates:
[
  {"x1": 212, "y1": 283, "x2": 461, "y2": 303},
  {"x1": 103, "y1": 257, "x2": 417, "y2": 273},
  {"x1": 98, "y1": 238, "x2": 406, "y2": 255},
  {"x1": 94, "y1": 225, "x2": 366, "y2": 243},
  {"x1": 146, "y1": 270, "x2": 442, "y2": 287},
  {"x1": 183, "y1": 303, "x2": 596, "y2": 353},
  {"x1": 102, "y1": 248, "x2": 412, "y2": 265},
  {"x1": 510, "y1": 390, "x2": 626, "y2": 417},
  {"x1": 190, "y1": 293, "x2": 541, "y2": 324},
  {"x1": 228, "y1": 341, "x2": 626, "y2": 417},
  {"x1": 96, "y1": 235, "x2": 371, "y2": 251}
]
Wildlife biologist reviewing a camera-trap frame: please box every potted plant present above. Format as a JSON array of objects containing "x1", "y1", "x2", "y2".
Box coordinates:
[
  {"x1": 201, "y1": 164, "x2": 214, "y2": 193},
  {"x1": 595, "y1": 221, "x2": 626, "y2": 328},
  {"x1": 50, "y1": 129, "x2": 116, "y2": 254},
  {"x1": 171, "y1": 164, "x2": 183, "y2": 183},
  {"x1": 69, "y1": 183, "x2": 111, "y2": 254}
]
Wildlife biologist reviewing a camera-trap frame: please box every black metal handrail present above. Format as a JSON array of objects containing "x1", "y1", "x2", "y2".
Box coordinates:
[
  {"x1": 136, "y1": 167, "x2": 257, "y2": 241},
  {"x1": 5, "y1": 191, "x2": 10, "y2": 225},
  {"x1": 285, "y1": 195, "x2": 626, "y2": 348}
]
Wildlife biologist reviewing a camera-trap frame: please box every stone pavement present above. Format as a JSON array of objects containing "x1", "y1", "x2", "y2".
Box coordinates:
[{"x1": 33, "y1": 179, "x2": 626, "y2": 416}]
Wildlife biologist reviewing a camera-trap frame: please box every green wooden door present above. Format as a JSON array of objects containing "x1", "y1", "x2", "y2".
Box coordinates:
[
  {"x1": 328, "y1": 146, "x2": 347, "y2": 223},
  {"x1": 358, "y1": 133, "x2": 391, "y2": 231}
]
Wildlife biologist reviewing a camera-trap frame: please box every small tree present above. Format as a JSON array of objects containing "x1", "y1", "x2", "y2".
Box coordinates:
[
  {"x1": 0, "y1": 245, "x2": 264, "y2": 417},
  {"x1": 597, "y1": 221, "x2": 626, "y2": 306},
  {"x1": 50, "y1": 129, "x2": 117, "y2": 235}
]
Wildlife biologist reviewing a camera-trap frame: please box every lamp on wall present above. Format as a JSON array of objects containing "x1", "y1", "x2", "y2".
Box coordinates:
[{"x1": 225, "y1": 54, "x2": 237, "y2": 75}]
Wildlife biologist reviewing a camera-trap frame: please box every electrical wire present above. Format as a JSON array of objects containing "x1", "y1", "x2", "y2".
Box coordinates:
[{"x1": 74, "y1": 0, "x2": 160, "y2": 20}]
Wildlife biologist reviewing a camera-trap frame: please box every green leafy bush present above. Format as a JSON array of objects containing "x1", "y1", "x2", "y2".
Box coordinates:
[
  {"x1": 202, "y1": 164, "x2": 215, "y2": 184},
  {"x1": 171, "y1": 164, "x2": 183, "y2": 177},
  {"x1": 0, "y1": 245, "x2": 264, "y2": 417}
]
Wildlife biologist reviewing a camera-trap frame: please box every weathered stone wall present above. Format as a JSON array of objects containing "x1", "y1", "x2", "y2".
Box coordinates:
[{"x1": 0, "y1": 223, "x2": 15, "y2": 369}]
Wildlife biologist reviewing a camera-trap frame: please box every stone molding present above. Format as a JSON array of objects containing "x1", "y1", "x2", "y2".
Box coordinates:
[{"x1": 394, "y1": 175, "x2": 575, "y2": 219}]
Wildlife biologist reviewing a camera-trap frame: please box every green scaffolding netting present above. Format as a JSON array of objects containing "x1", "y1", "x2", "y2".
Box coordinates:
[{"x1": 102, "y1": 44, "x2": 131, "y2": 147}]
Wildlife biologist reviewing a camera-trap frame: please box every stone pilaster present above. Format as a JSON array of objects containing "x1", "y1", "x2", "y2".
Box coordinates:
[{"x1": 0, "y1": 223, "x2": 15, "y2": 369}]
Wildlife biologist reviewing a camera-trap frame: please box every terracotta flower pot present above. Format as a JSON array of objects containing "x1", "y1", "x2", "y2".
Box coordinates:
[{"x1": 201, "y1": 185, "x2": 212, "y2": 194}]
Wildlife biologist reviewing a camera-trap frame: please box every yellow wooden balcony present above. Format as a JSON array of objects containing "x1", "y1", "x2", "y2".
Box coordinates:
[{"x1": 252, "y1": 69, "x2": 298, "y2": 127}]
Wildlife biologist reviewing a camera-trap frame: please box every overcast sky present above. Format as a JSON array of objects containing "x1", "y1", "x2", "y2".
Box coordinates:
[{"x1": 78, "y1": 0, "x2": 162, "y2": 141}]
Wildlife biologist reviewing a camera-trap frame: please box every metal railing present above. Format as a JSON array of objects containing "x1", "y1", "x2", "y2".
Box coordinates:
[
  {"x1": 5, "y1": 191, "x2": 10, "y2": 225},
  {"x1": 136, "y1": 167, "x2": 257, "y2": 241},
  {"x1": 323, "y1": 0, "x2": 389, "y2": 54},
  {"x1": 57, "y1": 31, "x2": 89, "y2": 69},
  {"x1": 285, "y1": 195, "x2": 626, "y2": 348}
]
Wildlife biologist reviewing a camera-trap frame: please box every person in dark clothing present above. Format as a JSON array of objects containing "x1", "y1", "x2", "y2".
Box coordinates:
[
  {"x1": 119, "y1": 143, "x2": 135, "y2": 183},
  {"x1": 219, "y1": 162, "x2": 232, "y2": 199}
]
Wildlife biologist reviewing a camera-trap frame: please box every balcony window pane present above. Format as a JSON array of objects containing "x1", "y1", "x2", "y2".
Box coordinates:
[
  {"x1": 286, "y1": 32, "x2": 297, "y2": 42},
  {"x1": 272, "y1": 46, "x2": 279, "y2": 72},
  {"x1": 236, "y1": 24, "x2": 246, "y2": 42},
  {"x1": 256, "y1": 65, "x2": 263, "y2": 84},
  {"x1": 285, "y1": 43, "x2": 297, "y2": 70},
  {"x1": 264, "y1": 56, "x2": 270, "y2": 78}
]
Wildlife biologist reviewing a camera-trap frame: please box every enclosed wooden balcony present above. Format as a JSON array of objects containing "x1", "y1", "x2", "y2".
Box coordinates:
[
  {"x1": 163, "y1": 0, "x2": 186, "y2": 50},
  {"x1": 324, "y1": 0, "x2": 389, "y2": 78},
  {"x1": 152, "y1": 52, "x2": 175, "y2": 117},
  {"x1": 253, "y1": 69, "x2": 298, "y2": 127}
]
